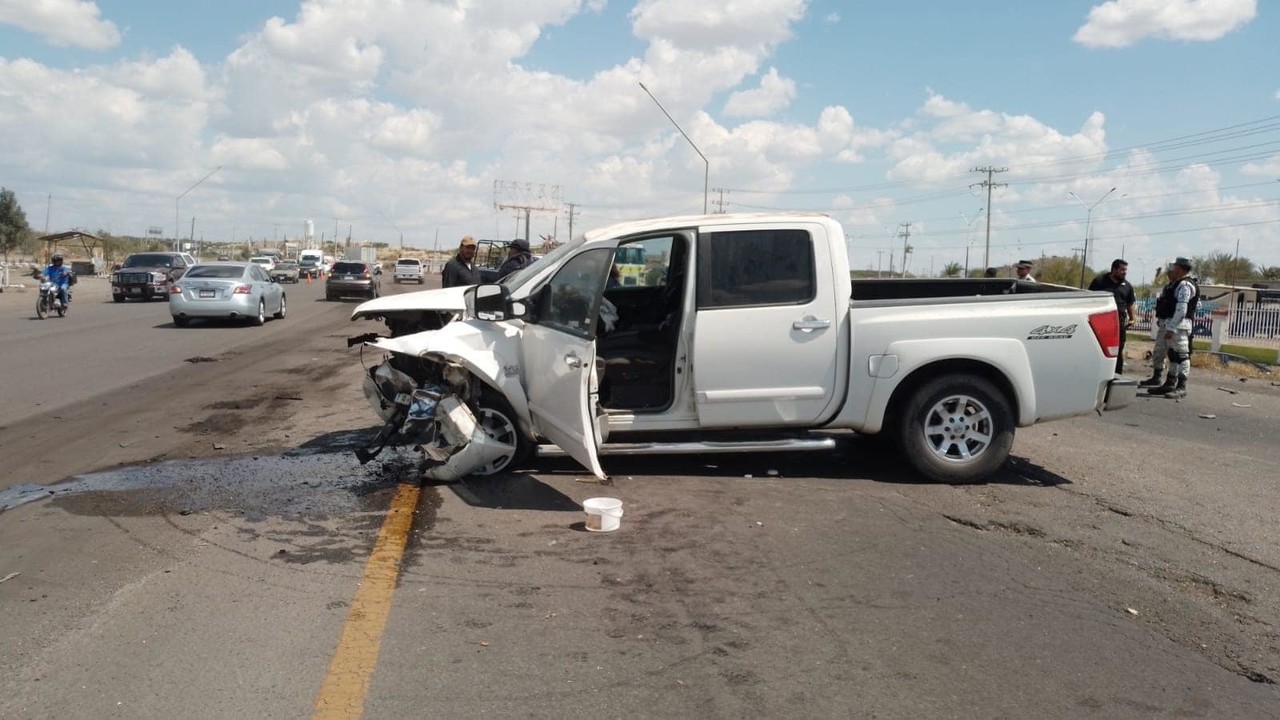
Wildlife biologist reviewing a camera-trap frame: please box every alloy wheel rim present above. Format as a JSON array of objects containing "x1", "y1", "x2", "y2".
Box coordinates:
[
  {"x1": 922, "y1": 393, "x2": 994, "y2": 464},
  {"x1": 472, "y1": 407, "x2": 518, "y2": 475}
]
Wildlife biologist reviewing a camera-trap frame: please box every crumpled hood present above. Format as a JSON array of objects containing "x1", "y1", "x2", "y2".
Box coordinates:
[{"x1": 350, "y1": 285, "x2": 469, "y2": 321}]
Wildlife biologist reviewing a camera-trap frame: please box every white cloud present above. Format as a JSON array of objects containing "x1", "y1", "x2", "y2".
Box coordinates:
[
  {"x1": 1073, "y1": 0, "x2": 1257, "y2": 48},
  {"x1": 1240, "y1": 154, "x2": 1280, "y2": 177},
  {"x1": 723, "y1": 67, "x2": 796, "y2": 118},
  {"x1": 0, "y1": 0, "x2": 120, "y2": 50},
  {"x1": 823, "y1": 13, "x2": 840, "y2": 24}
]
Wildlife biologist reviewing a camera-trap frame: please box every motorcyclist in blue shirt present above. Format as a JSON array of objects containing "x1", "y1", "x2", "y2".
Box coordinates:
[{"x1": 42, "y1": 254, "x2": 73, "y2": 307}]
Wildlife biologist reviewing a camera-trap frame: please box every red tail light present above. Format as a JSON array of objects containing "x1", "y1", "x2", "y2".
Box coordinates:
[
  {"x1": 233, "y1": 284, "x2": 252, "y2": 294},
  {"x1": 169, "y1": 285, "x2": 182, "y2": 294},
  {"x1": 1088, "y1": 310, "x2": 1120, "y2": 358},
  {"x1": 361, "y1": 271, "x2": 371, "y2": 279}
]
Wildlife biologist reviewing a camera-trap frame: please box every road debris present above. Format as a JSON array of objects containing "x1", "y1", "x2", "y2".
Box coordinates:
[
  {"x1": 1198, "y1": 414, "x2": 1217, "y2": 419},
  {"x1": 0, "y1": 572, "x2": 19, "y2": 584},
  {"x1": 212, "y1": 443, "x2": 226, "y2": 450},
  {"x1": 1126, "y1": 608, "x2": 1140, "y2": 616},
  {"x1": 184, "y1": 356, "x2": 218, "y2": 364},
  {"x1": 1216, "y1": 387, "x2": 1239, "y2": 395},
  {"x1": 273, "y1": 395, "x2": 303, "y2": 401},
  {"x1": 1231, "y1": 402, "x2": 1252, "y2": 408}
]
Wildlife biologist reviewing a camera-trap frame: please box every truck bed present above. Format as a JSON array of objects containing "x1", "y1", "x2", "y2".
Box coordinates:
[{"x1": 850, "y1": 277, "x2": 1079, "y2": 302}]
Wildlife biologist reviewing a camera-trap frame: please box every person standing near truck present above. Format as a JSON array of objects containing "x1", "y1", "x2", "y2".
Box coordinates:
[
  {"x1": 442, "y1": 235, "x2": 480, "y2": 288},
  {"x1": 1146, "y1": 257, "x2": 1199, "y2": 399},
  {"x1": 496, "y1": 238, "x2": 533, "y2": 280},
  {"x1": 1089, "y1": 258, "x2": 1138, "y2": 374}
]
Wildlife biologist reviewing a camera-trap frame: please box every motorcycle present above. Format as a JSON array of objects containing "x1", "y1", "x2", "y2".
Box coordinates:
[{"x1": 34, "y1": 272, "x2": 70, "y2": 319}]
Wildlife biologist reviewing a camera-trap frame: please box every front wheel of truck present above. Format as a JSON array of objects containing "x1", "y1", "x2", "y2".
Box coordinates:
[
  {"x1": 468, "y1": 392, "x2": 533, "y2": 476},
  {"x1": 897, "y1": 373, "x2": 1014, "y2": 484}
]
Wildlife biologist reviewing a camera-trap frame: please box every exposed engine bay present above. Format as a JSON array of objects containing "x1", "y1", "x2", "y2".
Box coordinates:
[{"x1": 355, "y1": 350, "x2": 522, "y2": 480}]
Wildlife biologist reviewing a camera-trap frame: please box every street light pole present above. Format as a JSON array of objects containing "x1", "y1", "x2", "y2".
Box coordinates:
[
  {"x1": 1069, "y1": 187, "x2": 1118, "y2": 288},
  {"x1": 175, "y1": 166, "x2": 222, "y2": 252},
  {"x1": 639, "y1": 81, "x2": 709, "y2": 214}
]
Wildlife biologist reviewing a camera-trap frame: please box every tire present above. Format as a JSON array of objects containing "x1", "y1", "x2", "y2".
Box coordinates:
[
  {"x1": 173, "y1": 315, "x2": 190, "y2": 327},
  {"x1": 468, "y1": 391, "x2": 533, "y2": 476},
  {"x1": 393, "y1": 277, "x2": 400, "y2": 284},
  {"x1": 112, "y1": 294, "x2": 124, "y2": 303},
  {"x1": 895, "y1": 373, "x2": 1014, "y2": 484},
  {"x1": 35, "y1": 296, "x2": 48, "y2": 319},
  {"x1": 274, "y1": 294, "x2": 286, "y2": 320},
  {"x1": 252, "y1": 300, "x2": 266, "y2": 326},
  {"x1": 56, "y1": 305, "x2": 66, "y2": 318}
]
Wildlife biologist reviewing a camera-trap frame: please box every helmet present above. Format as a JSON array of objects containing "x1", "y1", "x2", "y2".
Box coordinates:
[{"x1": 51, "y1": 254, "x2": 63, "y2": 264}]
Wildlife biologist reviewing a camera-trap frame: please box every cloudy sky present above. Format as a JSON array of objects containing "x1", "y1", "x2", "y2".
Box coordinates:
[{"x1": 0, "y1": 0, "x2": 1277, "y2": 275}]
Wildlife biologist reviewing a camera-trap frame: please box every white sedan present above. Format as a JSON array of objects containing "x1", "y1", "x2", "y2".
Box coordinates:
[{"x1": 169, "y1": 262, "x2": 286, "y2": 327}]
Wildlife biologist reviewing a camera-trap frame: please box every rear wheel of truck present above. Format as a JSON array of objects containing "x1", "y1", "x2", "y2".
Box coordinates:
[
  {"x1": 469, "y1": 392, "x2": 532, "y2": 476},
  {"x1": 897, "y1": 373, "x2": 1013, "y2": 484}
]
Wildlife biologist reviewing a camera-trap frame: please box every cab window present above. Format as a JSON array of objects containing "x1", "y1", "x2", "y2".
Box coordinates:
[{"x1": 696, "y1": 229, "x2": 815, "y2": 309}]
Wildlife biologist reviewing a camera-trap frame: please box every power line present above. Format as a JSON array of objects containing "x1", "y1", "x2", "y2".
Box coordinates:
[{"x1": 970, "y1": 166, "x2": 1007, "y2": 268}]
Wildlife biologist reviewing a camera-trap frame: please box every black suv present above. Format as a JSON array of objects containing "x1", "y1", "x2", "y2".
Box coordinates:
[{"x1": 111, "y1": 252, "x2": 194, "y2": 302}]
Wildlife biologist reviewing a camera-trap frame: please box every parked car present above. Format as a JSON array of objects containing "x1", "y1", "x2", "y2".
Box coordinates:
[
  {"x1": 111, "y1": 252, "x2": 195, "y2": 302},
  {"x1": 351, "y1": 213, "x2": 1134, "y2": 483},
  {"x1": 393, "y1": 257, "x2": 425, "y2": 284},
  {"x1": 326, "y1": 261, "x2": 381, "y2": 301},
  {"x1": 271, "y1": 260, "x2": 300, "y2": 283},
  {"x1": 169, "y1": 262, "x2": 286, "y2": 327},
  {"x1": 249, "y1": 256, "x2": 276, "y2": 274}
]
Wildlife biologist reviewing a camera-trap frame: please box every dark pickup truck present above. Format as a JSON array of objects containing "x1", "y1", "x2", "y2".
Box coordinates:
[{"x1": 111, "y1": 252, "x2": 195, "y2": 302}]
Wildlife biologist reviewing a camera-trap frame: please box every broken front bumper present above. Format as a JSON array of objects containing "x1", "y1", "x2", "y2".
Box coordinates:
[{"x1": 356, "y1": 358, "x2": 515, "y2": 480}]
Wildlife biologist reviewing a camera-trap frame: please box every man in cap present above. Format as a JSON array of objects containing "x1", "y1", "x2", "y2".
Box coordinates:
[
  {"x1": 1015, "y1": 259, "x2": 1036, "y2": 283},
  {"x1": 496, "y1": 237, "x2": 534, "y2": 280},
  {"x1": 1089, "y1": 258, "x2": 1138, "y2": 374},
  {"x1": 441, "y1": 235, "x2": 480, "y2": 288},
  {"x1": 1146, "y1": 257, "x2": 1199, "y2": 398}
]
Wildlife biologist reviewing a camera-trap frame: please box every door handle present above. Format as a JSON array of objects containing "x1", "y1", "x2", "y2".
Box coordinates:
[
  {"x1": 792, "y1": 317, "x2": 831, "y2": 331},
  {"x1": 564, "y1": 354, "x2": 583, "y2": 369}
]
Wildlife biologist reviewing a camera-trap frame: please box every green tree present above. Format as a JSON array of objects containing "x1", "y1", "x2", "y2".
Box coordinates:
[
  {"x1": 1192, "y1": 251, "x2": 1255, "y2": 285},
  {"x1": 942, "y1": 261, "x2": 962, "y2": 278},
  {"x1": 0, "y1": 187, "x2": 31, "y2": 263},
  {"x1": 1035, "y1": 255, "x2": 1095, "y2": 287}
]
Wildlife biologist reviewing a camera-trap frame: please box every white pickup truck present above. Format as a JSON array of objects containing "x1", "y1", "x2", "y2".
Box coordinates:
[{"x1": 350, "y1": 213, "x2": 1135, "y2": 484}]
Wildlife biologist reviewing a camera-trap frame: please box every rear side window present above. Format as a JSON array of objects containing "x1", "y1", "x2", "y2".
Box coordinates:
[
  {"x1": 186, "y1": 265, "x2": 246, "y2": 279},
  {"x1": 696, "y1": 229, "x2": 815, "y2": 309},
  {"x1": 397, "y1": 259, "x2": 421, "y2": 266}
]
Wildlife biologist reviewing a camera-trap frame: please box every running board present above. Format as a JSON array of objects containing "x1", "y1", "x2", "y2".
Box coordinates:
[{"x1": 537, "y1": 437, "x2": 839, "y2": 457}]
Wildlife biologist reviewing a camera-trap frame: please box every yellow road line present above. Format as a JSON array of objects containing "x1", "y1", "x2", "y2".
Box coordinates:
[{"x1": 312, "y1": 481, "x2": 421, "y2": 719}]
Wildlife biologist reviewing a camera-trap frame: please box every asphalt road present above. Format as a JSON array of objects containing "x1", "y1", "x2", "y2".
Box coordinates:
[{"x1": 1, "y1": 274, "x2": 1278, "y2": 719}]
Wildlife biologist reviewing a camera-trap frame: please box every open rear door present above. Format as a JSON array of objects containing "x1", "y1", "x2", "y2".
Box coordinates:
[{"x1": 519, "y1": 247, "x2": 615, "y2": 477}]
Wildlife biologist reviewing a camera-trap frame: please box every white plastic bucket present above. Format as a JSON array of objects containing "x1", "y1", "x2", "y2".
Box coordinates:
[{"x1": 583, "y1": 497, "x2": 624, "y2": 532}]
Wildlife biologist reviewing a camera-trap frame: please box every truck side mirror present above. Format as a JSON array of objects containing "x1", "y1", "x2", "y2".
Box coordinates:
[{"x1": 466, "y1": 284, "x2": 525, "y2": 322}]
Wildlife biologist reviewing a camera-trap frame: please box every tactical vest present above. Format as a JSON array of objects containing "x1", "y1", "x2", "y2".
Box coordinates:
[{"x1": 1155, "y1": 277, "x2": 1199, "y2": 320}]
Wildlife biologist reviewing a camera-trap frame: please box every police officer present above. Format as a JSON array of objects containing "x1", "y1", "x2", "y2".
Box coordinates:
[
  {"x1": 1146, "y1": 257, "x2": 1198, "y2": 399},
  {"x1": 1089, "y1": 258, "x2": 1138, "y2": 374}
]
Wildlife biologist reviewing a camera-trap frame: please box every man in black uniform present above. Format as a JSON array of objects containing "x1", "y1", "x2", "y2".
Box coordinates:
[
  {"x1": 1089, "y1": 258, "x2": 1138, "y2": 374},
  {"x1": 441, "y1": 235, "x2": 480, "y2": 288},
  {"x1": 496, "y1": 238, "x2": 534, "y2": 280}
]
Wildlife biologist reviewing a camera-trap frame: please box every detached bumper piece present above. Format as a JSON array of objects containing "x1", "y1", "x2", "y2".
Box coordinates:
[{"x1": 1103, "y1": 377, "x2": 1138, "y2": 411}]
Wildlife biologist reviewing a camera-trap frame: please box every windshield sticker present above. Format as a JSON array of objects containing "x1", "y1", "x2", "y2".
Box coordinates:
[{"x1": 1027, "y1": 324, "x2": 1078, "y2": 341}]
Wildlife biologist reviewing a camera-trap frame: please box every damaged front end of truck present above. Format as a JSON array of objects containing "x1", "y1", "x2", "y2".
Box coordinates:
[{"x1": 353, "y1": 326, "x2": 532, "y2": 481}]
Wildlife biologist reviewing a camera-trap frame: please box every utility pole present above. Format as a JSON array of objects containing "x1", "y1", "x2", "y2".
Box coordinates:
[
  {"x1": 970, "y1": 166, "x2": 1008, "y2": 269},
  {"x1": 898, "y1": 222, "x2": 913, "y2": 278},
  {"x1": 565, "y1": 203, "x2": 579, "y2": 244},
  {"x1": 876, "y1": 250, "x2": 883, "y2": 278},
  {"x1": 711, "y1": 188, "x2": 730, "y2": 213}
]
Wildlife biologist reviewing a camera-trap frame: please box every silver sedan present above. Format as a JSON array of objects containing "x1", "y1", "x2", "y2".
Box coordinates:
[{"x1": 169, "y1": 262, "x2": 286, "y2": 327}]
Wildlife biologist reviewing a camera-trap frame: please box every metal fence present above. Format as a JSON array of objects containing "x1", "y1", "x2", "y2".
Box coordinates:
[{"x1": 1131, "y1": 302, "x2": 1280, "y2": 351}]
